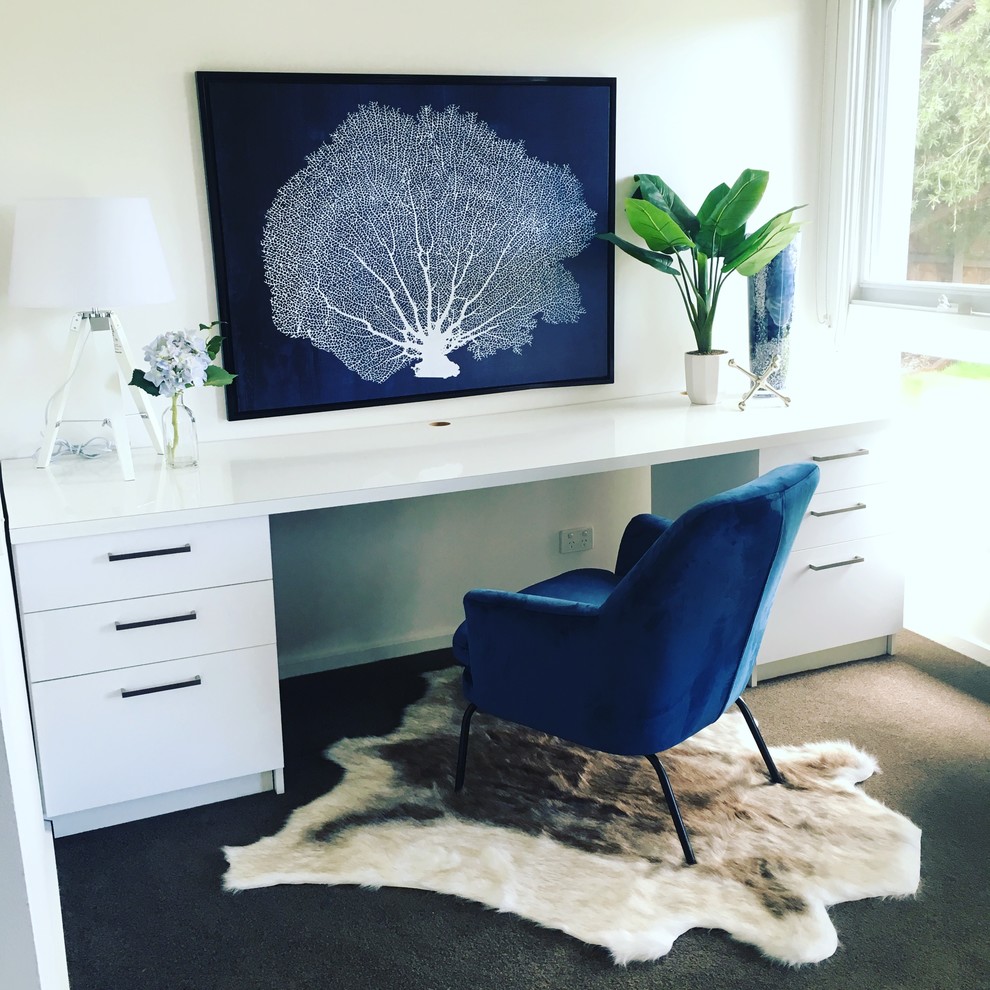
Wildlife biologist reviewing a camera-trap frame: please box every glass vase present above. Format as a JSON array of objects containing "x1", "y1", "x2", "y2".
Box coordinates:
[
  {"x1": 747, "y1": 237, "x2": 800, "y2": 393},
  {"x1": 163, "y1": 392, "x2": 198, "y2": 469}
]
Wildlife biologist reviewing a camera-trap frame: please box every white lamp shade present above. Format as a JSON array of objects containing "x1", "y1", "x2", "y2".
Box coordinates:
[{"x1": 8, "y1": 196, "x2": 175, "y2": 310}]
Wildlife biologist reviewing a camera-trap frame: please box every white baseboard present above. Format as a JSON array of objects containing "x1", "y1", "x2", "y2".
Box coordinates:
[
  {"x1": 903, "y1": 626, "x2": 990, "y2": 667},
  {"x1": 48, "y1": 770, "x2": 280, "y2": 837},
  {"x1": 753, "y1": 636, "x2": 892, "y2": 685},
  {"x1": 277, "y1": 632, "x2": 454, "y2": 679}
]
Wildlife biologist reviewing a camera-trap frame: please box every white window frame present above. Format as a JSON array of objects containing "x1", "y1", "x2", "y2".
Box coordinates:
[{"x1": 822, "y1": 0, "x2": 990, "y2": 362}]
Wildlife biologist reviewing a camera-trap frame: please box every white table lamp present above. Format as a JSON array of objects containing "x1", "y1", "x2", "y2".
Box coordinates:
[{"x1": 8, "y1": 197, "x2": 175, "y2": 480}]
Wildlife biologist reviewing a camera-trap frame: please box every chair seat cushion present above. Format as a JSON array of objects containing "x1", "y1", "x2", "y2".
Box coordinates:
[
  {"x1": 519, "y1": 567, "x2": 620, "y2": 606},
  {"x1": 453, "y1": 568, "x2": 618, "y2": 666}
]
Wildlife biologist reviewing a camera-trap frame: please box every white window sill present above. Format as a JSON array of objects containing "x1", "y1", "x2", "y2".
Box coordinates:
[{"x1": 847, "y1": 299, "x2": 990, "y2": 363}]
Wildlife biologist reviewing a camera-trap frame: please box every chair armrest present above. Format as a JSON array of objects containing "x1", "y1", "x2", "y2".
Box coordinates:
[
  {"x1": 460, "y1": 588, "x2": 601, "y2": 683},
  {"x1": 459, "y1": 588, "x2": 605, "y2": 724},
  {"x1": 615, "y1": 513, "x2": 673, "y2": 578}
]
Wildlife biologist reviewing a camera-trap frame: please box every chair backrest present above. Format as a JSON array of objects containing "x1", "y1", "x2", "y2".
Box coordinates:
[{"x1": 600, "y1": 462, "x2": 819, "y2": 751}]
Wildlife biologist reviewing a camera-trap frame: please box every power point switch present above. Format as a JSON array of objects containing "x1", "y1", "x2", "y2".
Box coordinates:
[{"x1": 559, "y1": 527, "x2": 593, "y2": 553}]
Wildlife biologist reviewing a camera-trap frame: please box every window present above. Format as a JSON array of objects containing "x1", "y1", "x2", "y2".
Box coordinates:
[
  {"x1": 857, "y1": 0, "x2": 990, "y2": 313},
  {"x1": 831, "y1": 0, "x2": 990, "y2": 659}
]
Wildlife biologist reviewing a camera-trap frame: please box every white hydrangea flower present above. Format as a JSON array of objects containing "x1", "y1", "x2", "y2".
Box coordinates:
[{"x1": 142, "y1": 331, "x2": 212, "y2": 397}]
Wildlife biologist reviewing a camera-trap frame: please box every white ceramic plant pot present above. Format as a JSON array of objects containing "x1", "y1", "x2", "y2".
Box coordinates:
[{"x1": 684, "y1": 350, "x2": 726, "y2": 405}]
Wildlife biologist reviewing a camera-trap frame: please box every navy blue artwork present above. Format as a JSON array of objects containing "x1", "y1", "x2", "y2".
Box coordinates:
[{"x1": 195, "y1": 72, "x2": 616, "y2": 420}]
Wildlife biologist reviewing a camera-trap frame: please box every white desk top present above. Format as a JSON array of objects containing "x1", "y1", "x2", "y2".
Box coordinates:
[{"x1": 0, "y1": 389, "x2": 894, "y2": 544}]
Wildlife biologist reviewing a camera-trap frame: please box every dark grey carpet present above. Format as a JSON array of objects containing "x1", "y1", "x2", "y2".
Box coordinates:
[{"x1": 54, "y1": 632, "x2": 989, "y2": 990}]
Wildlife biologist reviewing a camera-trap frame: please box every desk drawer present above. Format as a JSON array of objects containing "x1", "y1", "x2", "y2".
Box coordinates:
[
  {"x1": 22, "y1": 580, "x2": 276, "y2": 682},
  {"x1": 791, "y1": 483, "x2": 895, "y2": 551},
  {"x1": 32, "y1": 645, "x2": 283, "y2": 818},
  {"x1": 14, "y1": 516, "x2": 272, "y2": 612},
  {"x1": 758, "y1": 534, "x2": 904, "y2": 664},
  {"x1": 760, "y1": 431, "x2": 891, "y2": 493}
]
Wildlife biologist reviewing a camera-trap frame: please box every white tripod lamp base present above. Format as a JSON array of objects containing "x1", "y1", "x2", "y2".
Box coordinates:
[{"x1": 38, "y1": 312, "x2": 164, "y2": 481}]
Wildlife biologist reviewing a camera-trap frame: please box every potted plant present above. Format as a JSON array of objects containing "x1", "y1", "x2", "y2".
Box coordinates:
[{"x1": 601, "y1": 170, "x2": 804, "y2": 404}]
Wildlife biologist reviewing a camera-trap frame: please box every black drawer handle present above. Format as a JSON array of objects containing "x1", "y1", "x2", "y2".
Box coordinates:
[
  {"x1": 121, "y1": 675, "x2": 202, "y2": 699},
  {"x1": 107, "y1": 544, "x2": 192, "y2": 562},
  {"x1": 114, "y1": 610, "x2": 197, "y2": 632},
  {"x1": 809, "y1": 503, "x2": 867, "y2": 518},
  {"x1": 811, "y1": 448, "x2": 869, "y2": 463},
  {"x1": 809, "y1": 556, "x2": 865, "y2": 572}
]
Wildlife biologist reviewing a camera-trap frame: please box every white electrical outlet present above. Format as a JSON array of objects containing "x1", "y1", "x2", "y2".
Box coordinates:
[{"x1": 559, "y1": 526, "x2": 593, "y2": 553}]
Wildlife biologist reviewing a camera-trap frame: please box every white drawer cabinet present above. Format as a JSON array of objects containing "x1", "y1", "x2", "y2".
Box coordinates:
[
  {"x1": 14, "y1": 516, "x2": 273, "y2": 612},
  {"x1": 757, "y1": 535, "x2": 903, "y2": 663},
  {"x1": 13, "y1": 515, "x2": 284, "y2": 835},
  {"x1": 757, "y1": 430, "x2": 903, "y2": 671},
  {"x1": 32, "y1": 646, "x2": 282, "y2": 818},
  {"x1": 759, "y1": 430, "x2": 893, "y2": 491},
  {"x1": 792, "y1": 483, "x2": 895, "y2": 551},
  {"x1": 22, "y1": 581, "x2": 276, "y2": 682}
]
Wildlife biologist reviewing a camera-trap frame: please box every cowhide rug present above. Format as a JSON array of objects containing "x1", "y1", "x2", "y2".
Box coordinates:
[{"x1": 223, "y1": 669, "x2": 921, "y2": 966}]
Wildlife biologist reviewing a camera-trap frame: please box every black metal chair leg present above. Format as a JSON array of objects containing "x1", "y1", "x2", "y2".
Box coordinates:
[
  {"x1": 454, "y1": 703, "x2": 477, "y2": 792},
  {"x1": 645, "y1": 753, "x2": 696, "y2": 866},
  {"x1": 736, "y1": 697, "x2": 785, "y2": 784}
]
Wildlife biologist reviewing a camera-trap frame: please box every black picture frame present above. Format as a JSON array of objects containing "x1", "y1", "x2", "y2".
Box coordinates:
[{"x1": 196, "y1": 71, "x2": 615, "y2": 420}]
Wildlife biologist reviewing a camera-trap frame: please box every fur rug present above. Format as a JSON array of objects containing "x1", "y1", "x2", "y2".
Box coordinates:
[{"x1": 223, "y1": 669, "x2": 921, "y2": 966}]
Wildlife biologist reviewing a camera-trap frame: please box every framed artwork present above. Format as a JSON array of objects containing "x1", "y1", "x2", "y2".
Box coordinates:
[{"x1": 196, "y1": 71, "x2": 616, "y2": 420}]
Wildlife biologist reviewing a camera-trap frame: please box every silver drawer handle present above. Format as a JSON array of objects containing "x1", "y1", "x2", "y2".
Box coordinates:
[
  {"x1": 114, "y1": 610, "x2": 197, "y2": 632},
  {"x1": 811, "y1": 448, "x2": 869, "y2": 462},
  {"x1": 809, "y1": 503, "x2": 867, "y2": 518},
  {"x1": 108, "y1": 543, "x2": 192, "y2": 562},
  {"x1": 121, "y1": 675, "x2": 202, "y2": 699},
  {"x1": 809, "y1": 556, "x2": 865, "y2": 572}
]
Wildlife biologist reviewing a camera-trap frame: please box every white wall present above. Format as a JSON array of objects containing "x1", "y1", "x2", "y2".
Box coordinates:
[
  {"x1": 896, "y1": 356, "x2": 990, "y2": 665},
  {"x1": 1, "y1": 0, "x2": 828, "y2": 454},
  {"x1": 272, "y1": 470, "x2": 650, "y2": 674},
  {"x1": 0, "y1": 0, "x2": 829, "y2": 670},
  {"x1": 0, "y1": 3, "x2": 830, "y2": 985}
]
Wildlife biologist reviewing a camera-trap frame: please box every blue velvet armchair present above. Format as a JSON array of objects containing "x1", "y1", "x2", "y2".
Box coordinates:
[{"x1": 451, "y1": 461, "x2": 820, "y2": 864}]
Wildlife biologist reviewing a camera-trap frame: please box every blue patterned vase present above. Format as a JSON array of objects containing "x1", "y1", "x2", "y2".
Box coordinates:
[{"x1": 747, "y1": 238, "x2": 799, "y2": 393}]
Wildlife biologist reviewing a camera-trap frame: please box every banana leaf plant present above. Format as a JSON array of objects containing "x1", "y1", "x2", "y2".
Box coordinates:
[{"x1": 600, "y1": 170, "x2": 804, "y2": 354}]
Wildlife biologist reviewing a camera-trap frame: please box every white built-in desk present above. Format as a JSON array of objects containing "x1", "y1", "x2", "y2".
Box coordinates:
[
  {"x1": 1, "y1": 389, "x2": 896, "y2": 539},
  {"x1": 1, "y1": 389, "x2": 903, "y2": 834}
]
